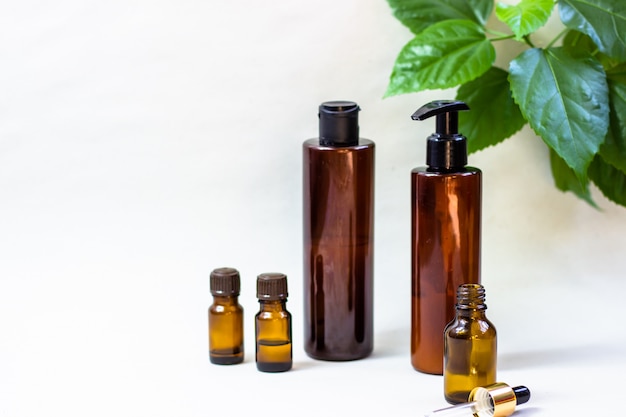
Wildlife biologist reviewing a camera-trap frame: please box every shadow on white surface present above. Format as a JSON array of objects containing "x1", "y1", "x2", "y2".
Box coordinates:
[
  {"x1": 292, "y1": 359, "x2": 325, "y2": 371},
  {"x1": 371, "y1": 327, "x2": 409, "y2": 359},
  {"x1": 514, "y1": 407, "x2": 542, "y2": 416},
  {"x1": 499, "y1": 343, "x2": 620, "y2": 370}
]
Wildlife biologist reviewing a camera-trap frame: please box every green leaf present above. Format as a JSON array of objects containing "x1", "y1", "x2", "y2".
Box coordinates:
[
  {"x1": 562, "y1": 30, "x2": 619, "y2": 69},
  {"x1": 385, "y1": 20, "x2": 495, "y2": 97},
  {"x1": 606, "y1": 62, "x2": 626, "y2": 84},
  {"x1": 456, "y1": 67, "x2": 526, "y2": 153},
  {"x1": 550, "y1": 149, "x2": 597, "y2": 206},
  {"x1": 509, "y1": 47, "x2": 609, "y2": 180},
  {"x1": 558, "y1": 0, "x2": 626, "y2": 61},
  {"x1": 589, "y1": 155, "x2": 626, "y2": 207},
  {"x1": 496, "y1": 0, "x2": 554, "y2": 40},
  {"x1": 562, "y1": 30, "x2": 597, "y2": 55},
  {"x1": 599, "y1": 70, "x2": 626, "y2": 173},
  {"x1": 386, "y1": 0, "x2": 493, "y2": 35}
]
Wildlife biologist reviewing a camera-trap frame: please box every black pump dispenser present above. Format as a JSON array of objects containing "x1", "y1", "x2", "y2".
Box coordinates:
[
  {"x1": 412, "y1": 100, "x2": 470, "y2": 171},
  {"x1": 319, "y1": 101, "x2": 360, "y2": 147}
]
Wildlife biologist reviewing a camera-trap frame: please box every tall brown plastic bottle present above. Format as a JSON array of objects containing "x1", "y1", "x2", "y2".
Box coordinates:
[
  {"x1": 410, "y1": 101, "x2": 481, "y2": 375},
  {"x1": 303, "y1": 101, "x2": 374, "y2": 361}
]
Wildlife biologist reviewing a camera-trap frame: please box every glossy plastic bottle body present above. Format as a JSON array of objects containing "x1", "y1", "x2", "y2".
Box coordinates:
[
  {"x1": 303, "y1": 138, "x2": 375, "y2": 361},
  {"x1": 208, "y1": 295, "x2": 244, "y2": 365},
  {"x1": 444, "y1": 285, "x2": 496, "y2": 404},
  {"x1": 255, "y1": 300, "x2": 292, "y2": 372},
  {"x1": 411, "y1": 167, "x2": 481, "y2": 374}
]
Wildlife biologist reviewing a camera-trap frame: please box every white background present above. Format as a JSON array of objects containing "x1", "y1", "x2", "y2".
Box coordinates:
[{"x1": 1, "y1": 1, "x2": 625, "y2": 416}]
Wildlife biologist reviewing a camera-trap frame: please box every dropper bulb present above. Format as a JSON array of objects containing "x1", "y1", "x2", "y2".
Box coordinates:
[{"x1": 513, "y1": 386, "x2": 531, "y2": 405}]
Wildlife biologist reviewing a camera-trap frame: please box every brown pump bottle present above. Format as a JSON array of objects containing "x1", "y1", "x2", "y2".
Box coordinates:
[
  {"x1": 410, "y1": 101, "x2": 481, "y2": 375},
  {"x1": 303, "y1": 101, "x2": 374, "y2": 361}
]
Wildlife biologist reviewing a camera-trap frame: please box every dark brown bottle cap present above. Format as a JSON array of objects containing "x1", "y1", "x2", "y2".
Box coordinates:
[
  {"x1": 256, "y1": 273, "x2": 288, "y2": 301},
  {"x1": 210, "y1": 267, "x2": 241, "y2": 296}
]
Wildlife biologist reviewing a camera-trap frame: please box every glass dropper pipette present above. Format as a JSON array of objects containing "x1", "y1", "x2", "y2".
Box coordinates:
[{"x1": 425, "y1": 400, "x2": 482, "y2": 417}]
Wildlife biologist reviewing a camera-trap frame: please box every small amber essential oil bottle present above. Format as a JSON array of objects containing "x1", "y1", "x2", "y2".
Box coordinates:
[
  {"x1": 444, "y1": 284, "x2": 496, "y2": 404},
  {"x1": 255, "y1": 273, "x2": 292, "y2": 372},
  {"x1": 208, "y1": 267, "x2": 244, "y2": 365}
]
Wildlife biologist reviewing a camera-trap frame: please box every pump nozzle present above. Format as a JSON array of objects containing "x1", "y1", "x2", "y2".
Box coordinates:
[
  {"x1": 412, "y1": 100, "x2": 469, "y2": 136},
  {"x1": 412, "y1": 100, "x2": 470, "y2": 170}
]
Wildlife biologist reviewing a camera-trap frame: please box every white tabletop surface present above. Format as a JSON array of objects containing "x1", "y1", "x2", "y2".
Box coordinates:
[{"x1": 2, "y1": 1, "x2": 625, "y2": 416}]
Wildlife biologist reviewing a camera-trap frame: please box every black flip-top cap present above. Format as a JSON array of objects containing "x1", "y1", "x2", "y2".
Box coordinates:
[
  {"x1": 513, "y1": 386, "x2": 531, "y2": 405},
  {"x1": 319, "y1": 101, "x2": 360, "y2": 147}
]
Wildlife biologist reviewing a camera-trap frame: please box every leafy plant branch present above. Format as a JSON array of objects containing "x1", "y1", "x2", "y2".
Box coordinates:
[{"x1": 385, "y1": 0, "x2": 626, "y2": 208}]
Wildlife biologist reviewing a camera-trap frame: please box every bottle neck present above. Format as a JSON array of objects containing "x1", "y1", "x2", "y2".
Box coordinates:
[
  {"x1": 455, "y1": 284, "x2": 487, "y2": 317},
  {"x1": 259, "y1": 299, "x2": 287, "y2": 311},
  {"x1": 212, "y1": 295, "x2": 238, "y2": 304},
  {"x1": 456, "y1": 307, "x2": 487, "y2": 318}
]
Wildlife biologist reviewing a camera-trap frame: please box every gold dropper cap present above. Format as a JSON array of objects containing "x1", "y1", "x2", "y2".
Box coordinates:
[{"x1": 468, "y1": 382, "x2": 531, "y2": 417}]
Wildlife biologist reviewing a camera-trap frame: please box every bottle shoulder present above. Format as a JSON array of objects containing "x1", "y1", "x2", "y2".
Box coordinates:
[
  {"x1": 412, "y1": 166, "x2": 481, "y2": 176},
  {"x1": 445, "y1": 315, "x2": 496, "y2": 336},
  {"x1": 303, "y1": 138, "x2": 375, "y2": 150},
  {"x1": 255, "y1": 310, "x2": 291, "y2": 320},
  {"x1": 209, "y1": 302, "x2": 244, "y2": 314}
]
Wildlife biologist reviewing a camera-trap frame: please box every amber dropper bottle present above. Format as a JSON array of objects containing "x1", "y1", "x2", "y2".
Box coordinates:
[
  {"x1": 303, "y1": 101, "x2": 375, "y2": 361},
  {"x1": 208, "y1": 267, "x2": 244, "y2": 365},
  {"x1": 444, "y1": 284, "x2": 497, "y2": 404},
  {"x1": 255, "y1": 273, "x2": 292, "y2": 372},
  {"x1": 410, "y1": 100, "x2": 481, "y2": 375}
]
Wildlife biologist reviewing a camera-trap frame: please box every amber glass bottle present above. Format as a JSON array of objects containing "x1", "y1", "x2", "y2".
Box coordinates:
[
  {"x1": 411, "y1": 101, "x2": 481, "y2": 374},
  {"x1": 303, "y1": 101, "x2": 374, "y2": 361},
  {"x1": 208, "y1": 267, "x2": 244, "y2": 365},
  {"x1": 444, "y1": 284, "x2": 496, "y2": 404},
  {"x1": 255, "y1": 273, "x2": 292, "y2": 372}
]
